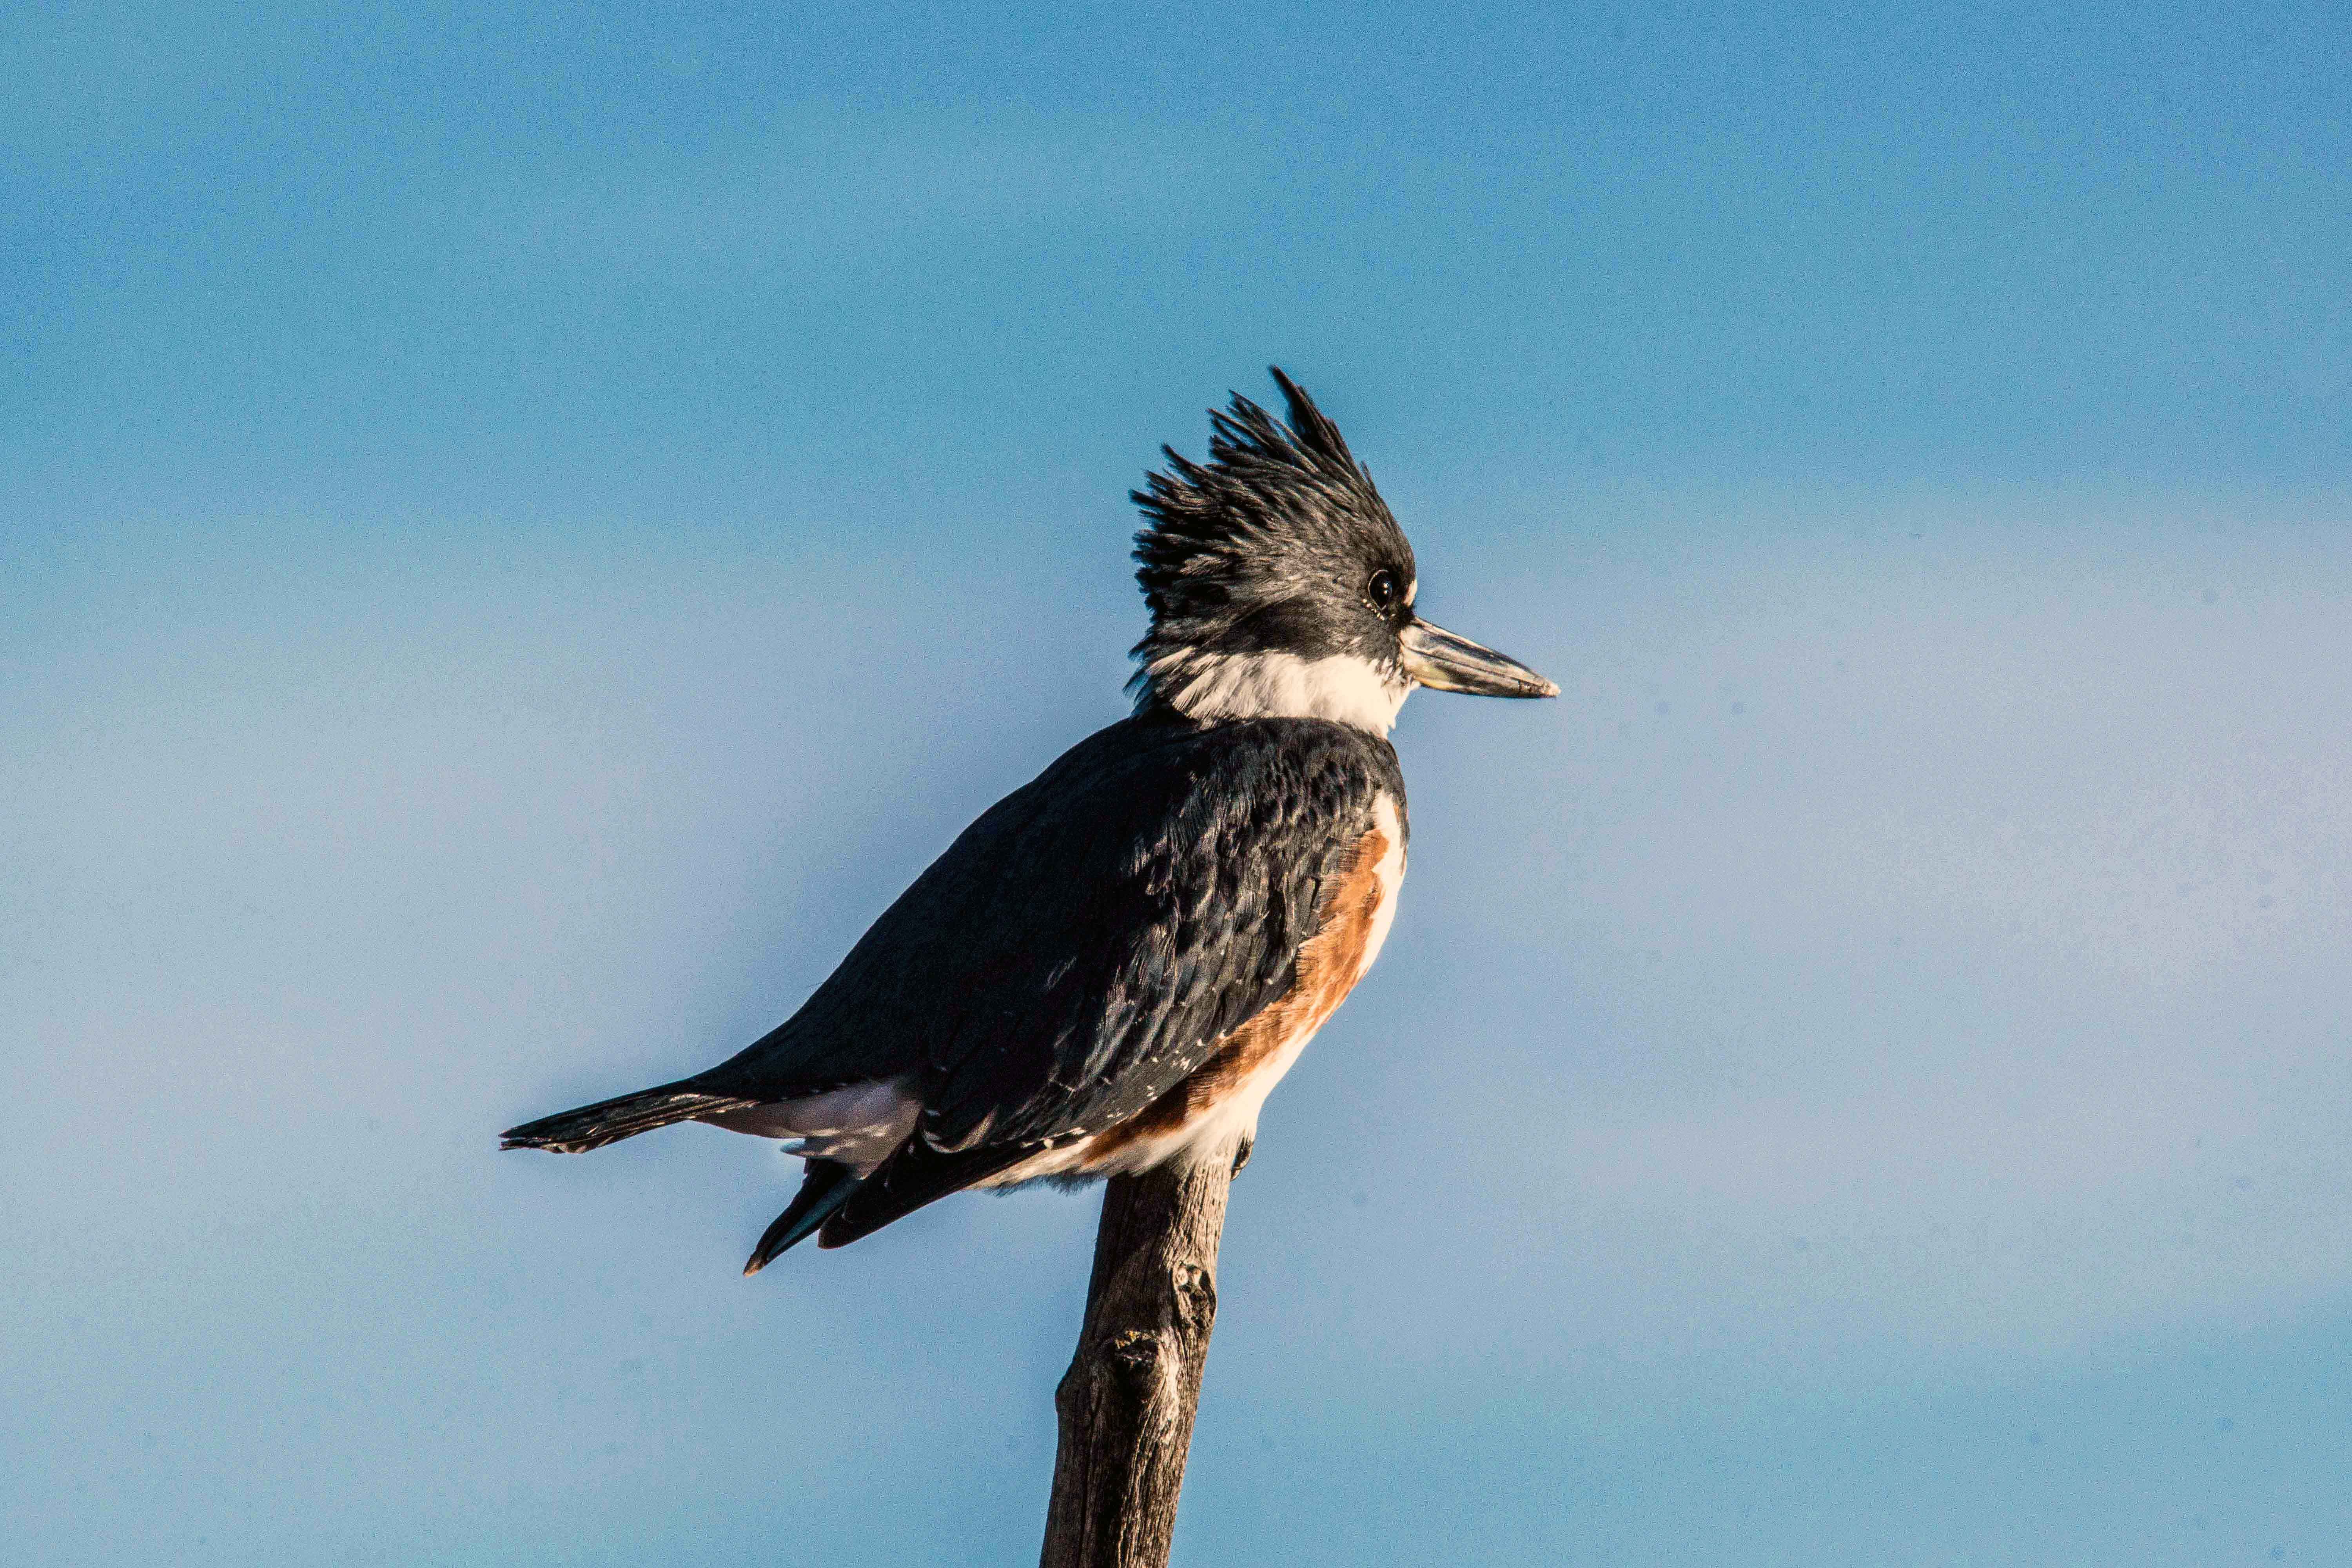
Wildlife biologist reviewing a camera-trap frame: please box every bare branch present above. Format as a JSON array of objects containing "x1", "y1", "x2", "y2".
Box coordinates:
[{"x1": 1039, "y1": 1137, "x2": 1241, "y2": 1568}]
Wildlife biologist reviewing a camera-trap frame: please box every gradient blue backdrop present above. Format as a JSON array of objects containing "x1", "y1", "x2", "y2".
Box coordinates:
[{"x1": 5, "y1": 3, "x2": 2348, "y2": 1563}]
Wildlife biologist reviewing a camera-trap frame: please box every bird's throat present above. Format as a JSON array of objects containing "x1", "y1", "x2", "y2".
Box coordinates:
[{"x1": 1145, "y1": 650, "x2": 1410, "y2": 733}]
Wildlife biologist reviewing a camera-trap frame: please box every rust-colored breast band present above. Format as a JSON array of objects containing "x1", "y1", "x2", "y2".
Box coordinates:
[{"x1": 1085, "y1": 822, "x2": 1392, "y2": 1159}]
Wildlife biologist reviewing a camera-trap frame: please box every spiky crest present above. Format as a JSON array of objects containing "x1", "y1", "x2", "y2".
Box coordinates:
[{"x1": 1128, "y1": 368, "x2": 1414, "y2": 706}]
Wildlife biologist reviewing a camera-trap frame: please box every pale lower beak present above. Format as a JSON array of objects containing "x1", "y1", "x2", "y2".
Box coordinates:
[{"x1": 1398, "y1": 619, "x2": 1559, "y2": 698}]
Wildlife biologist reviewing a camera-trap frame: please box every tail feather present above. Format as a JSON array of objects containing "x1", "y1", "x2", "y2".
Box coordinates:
[
  {"x1": 743, "y1": 1160, "x2": 863, "y2": 1275},
  {"x1": 817, "y1": 1139, "x2": 1036, "y2": 1250},
  {"x1": 500, "y1": 1082, "x2": 757, "y2": 1153}
]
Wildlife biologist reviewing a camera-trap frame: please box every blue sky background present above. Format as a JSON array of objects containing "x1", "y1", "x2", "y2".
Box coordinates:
[{"x1": 5, "y1": 2, "x2": 2348, "y2": 1563}]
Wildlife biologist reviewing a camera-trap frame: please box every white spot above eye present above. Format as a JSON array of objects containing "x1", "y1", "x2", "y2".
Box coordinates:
[{"x1": 1149, "y1": 650, "x2": 1412, "y2": 733}]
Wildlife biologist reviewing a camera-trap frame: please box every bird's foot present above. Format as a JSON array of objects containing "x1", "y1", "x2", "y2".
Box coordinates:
[{"x1": 1230, "y1": 1135, "x2": 1254, "y2": 1176}]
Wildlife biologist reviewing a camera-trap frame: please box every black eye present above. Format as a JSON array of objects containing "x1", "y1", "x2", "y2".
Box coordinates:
[{"x1": 1366, "y1": 568, "x2": 1401, "y2": 613}]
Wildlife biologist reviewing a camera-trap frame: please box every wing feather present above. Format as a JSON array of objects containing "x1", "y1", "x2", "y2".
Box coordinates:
[{"x1": 695, "y1": 715, "x2": 1404, "y2": 1163}]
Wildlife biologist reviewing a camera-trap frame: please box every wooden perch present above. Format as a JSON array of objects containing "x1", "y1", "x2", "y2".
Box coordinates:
[{"x1": 1038, "y1": 1136, "x2": 1242, "y2": 1568}]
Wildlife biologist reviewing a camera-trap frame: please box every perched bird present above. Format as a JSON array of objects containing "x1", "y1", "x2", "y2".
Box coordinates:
[{"x1": 501, "y1": 369, "x2": 1556, "y2": 1271}]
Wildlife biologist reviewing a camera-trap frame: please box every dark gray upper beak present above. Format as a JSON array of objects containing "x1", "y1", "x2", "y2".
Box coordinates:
[{"x1": 1399, "y1": 619, "x2": 1559, "y2": 699}]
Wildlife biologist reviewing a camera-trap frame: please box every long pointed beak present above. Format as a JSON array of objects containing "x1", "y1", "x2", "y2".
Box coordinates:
[{"x1": 1399, "y1": 619, "x2": 1559, "y2": 699}]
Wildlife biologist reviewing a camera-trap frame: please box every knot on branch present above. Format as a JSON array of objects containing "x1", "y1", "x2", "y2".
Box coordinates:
[
  {"x1": 1106, "y1": 1328, "x2": 1165, "y2": 1388},
  {"x1": 1171, "y1": 1262, "x2": 1216, "y2": 1332}
]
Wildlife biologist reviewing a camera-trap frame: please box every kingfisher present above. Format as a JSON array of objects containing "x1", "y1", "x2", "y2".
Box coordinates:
[{"x1": 501, "y1": 369, "x2": 1556, "y2": 1271}]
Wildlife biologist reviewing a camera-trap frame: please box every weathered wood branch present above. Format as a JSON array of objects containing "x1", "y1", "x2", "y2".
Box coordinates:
[{"x1": 1038, "y1": 1137, "x2": 1241, "y2": 1568}]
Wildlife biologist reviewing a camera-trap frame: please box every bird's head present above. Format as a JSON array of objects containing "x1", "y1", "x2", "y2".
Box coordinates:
[{"x1": 1129, "y1": 367, "x2": 1557, "y2": 734}]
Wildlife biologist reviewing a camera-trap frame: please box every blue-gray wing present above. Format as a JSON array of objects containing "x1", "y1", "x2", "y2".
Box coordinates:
[{"x1": 695, "y1": 713, "x2": 1406, "y2": 1151}]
